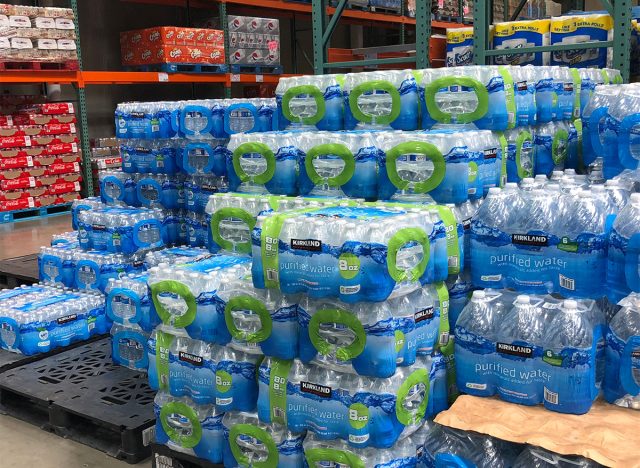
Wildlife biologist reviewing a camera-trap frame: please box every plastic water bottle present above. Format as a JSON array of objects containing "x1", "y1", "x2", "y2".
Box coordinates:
[
  {"x1": 607, "y1": 193, "x2": 640, "y2": 303},
  {"x1": 541, "y1": 299, "x2": 595, "y2": 414},
  {"x1": 604, "y1": 292, "x2": 640, "y2": 409}
]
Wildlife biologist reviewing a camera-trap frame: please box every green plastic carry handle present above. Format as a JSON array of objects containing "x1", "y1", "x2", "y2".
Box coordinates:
[
  {"x1": 498, "y1": 66, "x2": 517, "y2": 129},
  {"x1": 386, "y1": 141, "x2": 446, "y2": 193},
  {"x1": 396, "y1": 368, "x2": 430, "y2": 426},
  {"x1": 160, "y1": 401, "x2": 202, "y2": 449},
  {"x1": 210, "y1": 207, "x2": 256, "y2": 254},
  {"x1": 308, "y1": 309, "x2": 366, "y2": 361},
  {"x1": 229, "y1": 424, "x2": 279, "y2": 468},
  {"x1": 515, "y1": 130, "x2": 534, "y2": 179},
  {"x1": 387, "y1": 227, "x2": 430, "y2": 283},
  {"x1": 224, "y1": 295, "x2": 272, "y2": 343},
  {"x1": 282, "y1": 85, "x2": 325, "y2": 125},
  {"x1": 348, "y1": 80, "x2": 400, "y2": 125},
  {"x1": 305, "y1": 448, "x2": 365, "y2": 468},
  {"x1": 571, "y1": 68, "x2": 582, "y2": 120},
  {"x1": 424, "y1": 76, "x2": 489, "y2": 124},
  {"x1": 552, "y1": 128, "x2": 569, "y2": 165},
  {"x1": 305, "y1": 143, "x2": 355, "y2": 187},
  {"x1": 150, "y1": 280, "x2": 197, "y2": 328},
  {"x1": 232, "y1": 142, "x2": 276, "y2": 185}
]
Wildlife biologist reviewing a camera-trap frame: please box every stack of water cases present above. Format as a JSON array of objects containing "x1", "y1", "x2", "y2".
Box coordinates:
[{"x1": 108, "y1": 97, "x2": 277, "y2": 249}]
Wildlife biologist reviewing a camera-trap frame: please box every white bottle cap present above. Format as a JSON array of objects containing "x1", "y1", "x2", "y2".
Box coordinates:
[
  {"x1": 564, "y1": 299, "x2": 578, "y2": 309},
  {"x1": 505, "y1": 182, "x2": 518, "y2": 189},
  {"x1": 521, "y1": 178, "x2": 534, "y2": 185},
  {"x1": 472, "y1": 290, "x2": 486, "y2": 299},
  {"x1": 535, "y1": 174, "x2": 548, "y2": 181},
  {"x1": 488, "y1": 187, "x2": 501, "y2": 195},
  {"x1": 516, "y1": 295, "x2": 530, "y2": 304},
  {"x1": 605, "y1": 179, "x2": 619, "y2": 186}
]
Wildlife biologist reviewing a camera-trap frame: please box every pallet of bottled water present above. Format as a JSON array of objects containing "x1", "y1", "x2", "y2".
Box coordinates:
[
  {"x1": 0, "y1": 284, "x2": 108, "y2": 355},
  {"x1": 251, "y1": 201, "x2": 462, "y2": 302},
  {"x1": 455, "y1": 290, "x2": 605, "y2": 415}
]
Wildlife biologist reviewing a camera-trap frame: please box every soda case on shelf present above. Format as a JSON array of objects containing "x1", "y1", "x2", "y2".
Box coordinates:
[
  {"x1": 227, "y1": 15, "x2": 280, "y2": 67},
  {"x1": 0, "y1": 283, "x2": 108, "y2": 355},
  {"x1": 120, "y1": 26, "x2": 225, "y2": 67}
]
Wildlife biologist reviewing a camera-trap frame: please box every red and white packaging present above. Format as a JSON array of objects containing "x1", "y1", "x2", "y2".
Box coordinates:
[
  {"x1": 0, "y1": 197, "x2": 36, "y2": 212},
  {"x1": 19, "y1": 102, "x2": 75, "y2": 115},
  {"x1": 11, "y1": 113, "x2": 77, "y2": 126}
]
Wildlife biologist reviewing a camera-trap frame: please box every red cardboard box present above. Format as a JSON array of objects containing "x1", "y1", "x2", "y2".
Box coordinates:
[
  {"x1": 0, "y1": 187, "x2": 47, "y2": 202},
  {"x1": 12, "y1": 114, "x2": 77, "y2": 126},
  {"x1": 153, "y1": 45, "x2": 225, "y2": 64},
  {"x1": 47, "y1": 161, "x2": 81, "y2": 175},
  {"x1": 0, "y1": 156, "x2": 34, "y2": 170},
  {"x1": 0, "y1": 143, "x2": 79, "y2": 159},
  {"x1": 47, "y1": 179, "x2": 82, "y2": 195},
  {"x1": 0, "y1": 167, "x2": 47, "y2": 182},
  {"x1": 0, "y1": 197, "x2": 36, "y2": 212},
  {"x1": 19, "y1": 103, "x2": 75, "y2": 115},
  {"x1": 0, "y1": 173, "x2": 81, "y2": 191},
  {"x1": 0, "y1": 135, "x2": 32, "y2": 149},
  {"x1": 31, "y1": 135, "x2": 78, "y2": 147},
  {"x1": 38, "y1": 192, "x2": 81, "y2": 207},
  {"x1": 33, "y1": 154, "x2": 82, "y2": 167}
]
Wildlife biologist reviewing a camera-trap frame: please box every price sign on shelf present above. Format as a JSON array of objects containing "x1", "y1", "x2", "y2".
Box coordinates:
[
  {"x1": 157, "y1": 72, "x2": 169, "y2": 82},
  {"x1": 256, "y1": 75, "x2": 264, "y2": 83},
  {"x1": 231, "y1": 74, "x2": 241, "y2": 82}
]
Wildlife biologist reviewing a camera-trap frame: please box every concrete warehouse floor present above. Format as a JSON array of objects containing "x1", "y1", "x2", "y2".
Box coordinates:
[{"x1": 0, "y1": 214, "x2": 152, "y2": 468}]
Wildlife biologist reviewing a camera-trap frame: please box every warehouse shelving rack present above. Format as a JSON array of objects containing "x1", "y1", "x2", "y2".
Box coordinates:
[{"x1": 472, "y1": 0, "x2": 635, "y2": 82}]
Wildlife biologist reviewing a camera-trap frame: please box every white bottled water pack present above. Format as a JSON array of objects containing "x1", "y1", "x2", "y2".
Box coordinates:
[
  {"x1": 71, "y1": 197, "x2": 105, "y2": 230},
  {"x1": 455, "y1": 290, "x2": 606, "y2": 415},
  {"x1": 0, "y1": 284, "x2": 108, "y2": 355},
  {"x1": 252, "y1": 201, "x2": 461, "y2": 302}
]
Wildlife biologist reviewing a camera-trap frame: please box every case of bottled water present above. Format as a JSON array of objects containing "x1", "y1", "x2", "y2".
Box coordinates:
[
  {"x1": 219, "y1": 98, "x2": 277, "y2": 138},
  {"x1": 185, "y1": 212, "x2": 212, "y2": 249},
  {"x1": 39, "y1": 245, "x2": 145, "y2": 292},
  {"x1": 115, "y1": 101, "x2": 179, "y2": 140},
  {"x1": 105, "y1": 274, "x2": 158, "y2": 331},
  {"x1": 206, "y1": 193, "x2": 335, "y2": 255},
  {"x1": 144, "y1": 246, "x2": 212, "y2": 269},
  {"x1": 532, "y1": 121, "x2": 571, "y2": 176},
  {"x1": 223, "y1": 411, "x2": 304, "y2": 468},
  {"x1": 343, "y1": 70, "x2": 419, "y2": 131},
  {"x1": 111, "y1": 321, "x2": 150, "y2": 370},
  {"x1": 533, "y1": 66, "x2": 579, "y2": 124},
  {"x1": 578, "y1": 68, "x2": 607, "y2": 114},
  {"x1": 296, "y1": 282, "x2": 449, "y2": 378},
  {"x1": 184, "y1": 175, "x2": 229, "y2": 214},
  {"x1": 602, "y1": 84, "x2": 640, "y2": 179},
  {"x1": 180, "y1": 139, "x2": 229, "y2": 176},
  {"x1": 455, "y1": 290, "x2": 605, "y2": 414},
  {"x1": 226, "y1": 132, "x2": 300, "y2": 196},
  {"x1": 99, "y1": 170, "x2": 139, "y2": 207},
  {"x1": 604, "y1": 292, "x2": 640, "y2": 409},
  {"x1": 377, "y1": 129, "x2": 505, "y2": 203},
  {"x1": 297, "y1": 131, "x2": 379, "y2": 200},
  {"x1": 471, "y1": 182, "x2": 622, "y2": 297},
  {"x1": 510, "y1": 66, "x2": 538, "y2": 127},
  {"x1": 303, "y1": 430, "x2": 420, "y2": 467},
  {"x1": 504, "y1": 126, "x2": 535, "y2": 182},
  {"x1": 77, "y1": 206, "x2": 165, "y2": 254},
  {"x1": 71, "y1": 197, "x2": 104, "y2": 230},
  {"x1": 154, "y1": 391, "x2": 225, "y2": 464},
  {"x1": 251, "y1": 202, "x2": 461, "y2": 302},
  {"x1": 607, "y1": 193, "x2": 640, "y2": 303},
  {"x1": 51, "y1": 231, "x2": 80, "y2": 246},
  {"x1": 581, "y1": 85, "x2": 622, "y2": 170},
  {"x1": 0, "y1": 285, "x2": 108, "y2": 355},
  {"x1": 421, "y1": 423, "x2": 522, "y2": 468},
  {"x1": 257, "y1": 356, "x2": 433, "y2": 448},
  {"x1": 276, "y1": 74, "x2": 344, "y2": 131},
  {"x1": 147, "y1": 255, "x2": 252, "y2": 342},
  {"x1": 421, "y1": 66, "x2": 515, "y2": 131},
  {"x1": 215, "y1": 275, "x2": 299, "y2": 360},
  {"x1": 120, "y1": 139, "x2": 180, "y2": 175}
]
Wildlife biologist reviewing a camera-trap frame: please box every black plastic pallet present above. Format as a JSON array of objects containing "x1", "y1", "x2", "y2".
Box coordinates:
[
  {"x1": 0, "y1": 202, "x2": 72, "y2": 224},
  {"x1": 127, "y1": 63, "x2": 228, "y2": 74},
  {"x1": 152, "y1": 444, "x2": 223, "y2": 468},
  {"x1": 0, "y1": 333, "x2": 107, "y2": 374},
  {"x1": 0, "y1": 253, "x2": 39, "y2": 289},
  {"x1": 229, "y1": 64, "x2": 283, "y2": 75},
  {"x1": 0, "y1": 338, "x2": 155, "y2": 464}
]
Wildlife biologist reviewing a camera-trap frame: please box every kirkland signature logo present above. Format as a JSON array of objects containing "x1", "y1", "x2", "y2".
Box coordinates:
[{"x1": 290, "y1": 239, "x2": 322, "y2": 252}]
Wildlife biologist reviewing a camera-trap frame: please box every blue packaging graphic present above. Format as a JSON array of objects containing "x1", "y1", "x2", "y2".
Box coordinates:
[
  {"x1": 277, "y1": 74, "x2": 344, "y2": 131},
  {"x1": 71, "y1": 197, "x2": 104, "y2": 230},
  {"x1": 251, "y1": 203, "x2": 460, "y2": 303},
  {"x1": 607, "y1": 193, "x2": 640, "y2": 303},
  {"x1": 421, "y1": 65, "x2": 515, "y2": 131},
  {"x1": 99, "y1": 170, "x2": 139, "y2": 207},
  {"x1": 120, "y1": 140, "x2": 179, "y2": 175},
  {"x1": 257, "y1": 356, "x2": 432, "y2": 448},
  {"x1": 582, "y1": 84, "x2": 622, "y2": 168},
  {"x1": 105, "y1": 273, "x2": 160, "y2": 331},
  {"x1": 455, "y1": 290, "x2": 600, "y2": 415},
  {"x1": 154, "y1": 392, "x2": 225, "y2": 464},
  {"x1": 343, "y1": 70, "x2": 420, "y2": 131},
  {"x1": 111, "y1": 322, "x2": 149, "y2": 370},
  {"x1": 222, "y1": 412, "x2": 305, "y2": 468}
]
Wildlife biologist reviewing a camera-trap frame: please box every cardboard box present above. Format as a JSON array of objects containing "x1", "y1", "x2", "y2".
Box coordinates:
[
  {"x1": 0, "y1": 135, "x2": 32, "y2": 149},
  {"x1": 38, "y1": 192, "x2": 80, "y2": 207},
  {"x1": 19, "y1": 102, "x2": 74, "y2": 114},
  {"x1": 0, "y1": 197, "x2": 36, "y2": 212},
  {"x1": 30, "y1": 134, "x2": 78, "y2": 146},
  {"x1": 47, "y1": 161, "x2": 81, "y2": 175},
  {"x1": 0, "y1": 186, "x2": 47, "y2": 201},
  {"x1": 47, "y1": 179, "x2": 81, "y2": 195},
  {"x1": 124, "y1": 44, "x2": 225, "y2": 65},
  {"x1": 0, "y1": 167, "x2": 47, "y2": 181},
  {"x1": 33, "y1": 153, "x2": 81, "y2": 167},
  {"x1": 12, "y1": 113, "x2": 76, "y2": 126},
  {"x1": 0, "y1": 172, "x2": 81, "y2": 190}
]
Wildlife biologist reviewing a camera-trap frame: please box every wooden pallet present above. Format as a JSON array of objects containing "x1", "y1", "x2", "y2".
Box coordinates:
[
  {"x1": 0, "y1": 202, "x2": 72, "y2": 224},
  {"x1": 126, "y1": 63, "x2": 228, "y2": 74},
  {"x1": 0, "y1": 60, "x2": 79, "y2": 71}
]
